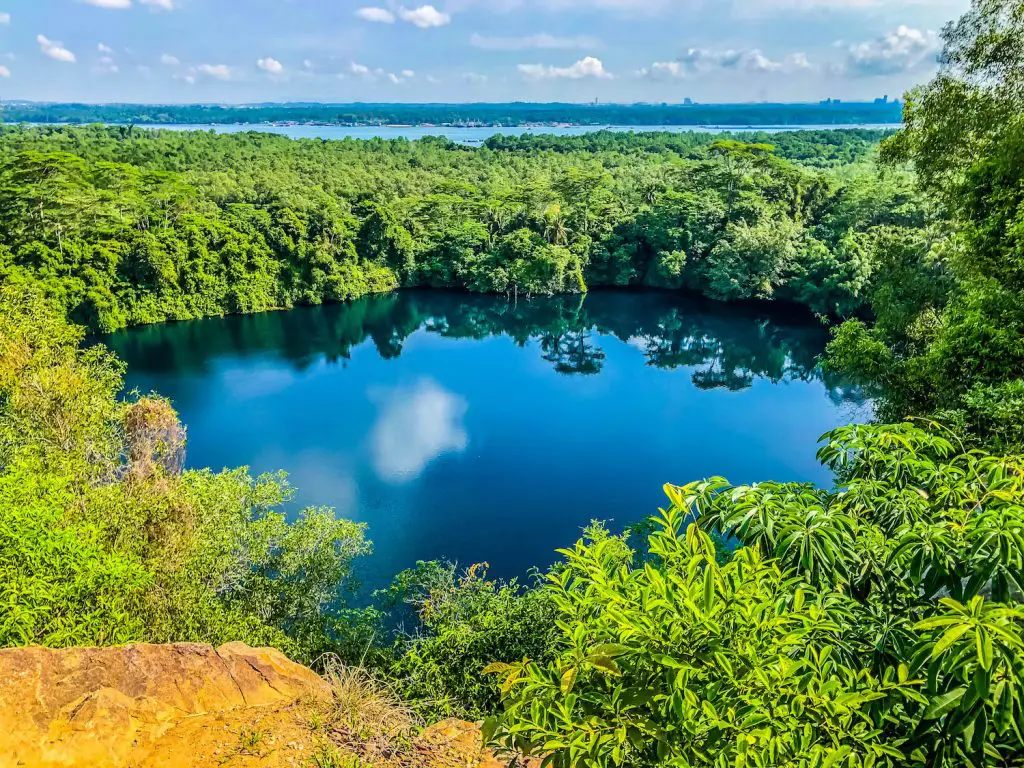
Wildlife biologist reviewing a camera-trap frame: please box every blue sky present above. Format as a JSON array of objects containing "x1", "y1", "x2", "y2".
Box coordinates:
[{"x1": 0, "y1": 0, "x2": 969, "y2": 103}]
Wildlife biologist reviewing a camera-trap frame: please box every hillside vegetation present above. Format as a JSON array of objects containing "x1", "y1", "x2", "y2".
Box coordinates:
[
  {"x1": 0, "y1": 125, "x2": 925, "y2": 333},
  {"x1": 2, "y1": 1, "x2": 1024, "y2": 767}
]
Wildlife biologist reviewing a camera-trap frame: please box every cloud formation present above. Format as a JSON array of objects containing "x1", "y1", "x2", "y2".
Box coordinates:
[
  {"x1": 843, "y1": 25, "x2": 939, "y2": 76},
  {"x1": 80, "y1": 0, "x2": 132, "y2": 8},
  {"x1": 0, "y1": 12, "x2": 9, "y2": 24},
  {"x1": 398, "y1": 5, "x2": 451, "y2": 28},
  {"x1": 160, "y1": 53, "x2": 179, "y2": 66},
  {"x1": 194, "y1": 63, "x2": 231, "y2": 80},
  {"x1": 139, "y1": 0, "x2": 174, "y2": 8},
  {"x1": 98, "y1": 43, "x2": 114, "y2": 53},
  {"x1": 257, "y1": 57, "x2": 284, "y2": 75},
  {"x1": 470, "y1": 32, "x2": 601, "y2": 50},
  {"x1": 518, "y1": 55, "x2": 610, "y2": 79},
  {"x1": 93, "y1": 55, "x2": 119, "y2": 74},
  {"x1": 355, "y1": 6, "x2": 396, "y2": 23},
  {"x1": 369, "y1": 380, "x2": 468, "y2": 483},
  {"x1": 638, "y1": 47, "x2": 812, "y2": 78},
  {"x1": 0, "y1": 64, "x2": 9, "y2": 78},
  {"x1": 37, "y1": 35, "x2": 76, "y2": 63}
]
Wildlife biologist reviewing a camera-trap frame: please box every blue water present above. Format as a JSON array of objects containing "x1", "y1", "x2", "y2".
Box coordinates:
[
  {"x1": 106, "y1": 290, "x2": 869, "y2": 589},
  {"x1": 127, "y1": 122, "x2": 898, "y2": 144}
]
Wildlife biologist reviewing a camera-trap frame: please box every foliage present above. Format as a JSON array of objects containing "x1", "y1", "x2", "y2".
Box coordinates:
[
  {"x1": 486, "y1": 422, "x2": 1024, "y2": 767},
  {"x1": 379, "y1": 560, "x2": 561, "y2": 720},
  {"x1": 0, "y1": 283, "x2": 373, "y2": 662},
  {"x1": 828, "y1": 0, "x2": 1024, "y2": 450},
  {"x1": 0, "y1": 126, "x2": 926, "y2": 333}
]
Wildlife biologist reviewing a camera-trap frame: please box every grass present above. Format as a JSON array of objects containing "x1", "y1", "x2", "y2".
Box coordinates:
[
  {"x1": 316, "y1": 655, "x2": 420, "y2": 747},
  {"x1": 237, "y1": 728, "x2": 269, "y2": 756},
  {"x1": 308, "y1": 744, "x2": 363, "y2": 768}
]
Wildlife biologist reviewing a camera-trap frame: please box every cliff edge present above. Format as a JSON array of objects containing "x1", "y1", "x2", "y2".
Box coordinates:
[{"x1": 0, "y1": 643, "x2": 507, "y2": 768}]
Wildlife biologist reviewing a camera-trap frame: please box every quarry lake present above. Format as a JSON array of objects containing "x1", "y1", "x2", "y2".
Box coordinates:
[{"x1": 107, "y1": 290, "x2": 870, "y2": 590}]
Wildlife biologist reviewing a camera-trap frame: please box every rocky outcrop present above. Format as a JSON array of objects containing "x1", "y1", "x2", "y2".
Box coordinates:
[
  {"x1": 0, "y1": 642, "x2": 527, "y2": 768},
  {"x1": 0, "y1": 642, "x2": 329, "y2": 767}
]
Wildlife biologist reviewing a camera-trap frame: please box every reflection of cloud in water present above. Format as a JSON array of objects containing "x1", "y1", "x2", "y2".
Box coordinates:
[
  {"x1": 370, "y1": 379, "x2": 468, "y2": 483},
  {"x1": 252, "y1": 448, "x2": 359, "y2": 516},
  {"x1": 220, "y1": 365, "x2": 295, "y2": 400}
]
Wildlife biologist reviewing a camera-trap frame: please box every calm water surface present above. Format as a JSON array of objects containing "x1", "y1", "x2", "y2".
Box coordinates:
[{"x1": 107, "y1": 291, "x2": 869, "y2": 589}]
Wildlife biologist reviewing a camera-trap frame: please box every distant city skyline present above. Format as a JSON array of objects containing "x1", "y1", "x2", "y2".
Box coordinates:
[{"x1": 0, "y1": 0, "x2": 970, "y2": 103}]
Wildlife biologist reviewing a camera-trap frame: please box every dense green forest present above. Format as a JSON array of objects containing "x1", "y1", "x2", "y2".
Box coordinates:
[
  {"x1": 3, "y1": 0, "x2": 1024, "y2": 766},
  {"x1": 0, "y1": 124, "x2": 925, "y2": 337},
  {"x1": 0, "y1": 100, "x2": 902, "y2": 127}
]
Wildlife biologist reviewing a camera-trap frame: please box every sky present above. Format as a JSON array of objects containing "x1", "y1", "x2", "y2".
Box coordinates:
[{"x1": 0, "y1": 0, "x2": 971, "y2": 104}]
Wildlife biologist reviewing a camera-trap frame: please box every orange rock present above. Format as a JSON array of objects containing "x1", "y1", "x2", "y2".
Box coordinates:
[{"x1": 0, "y1": 642, "x2": 329, "y2": 768}]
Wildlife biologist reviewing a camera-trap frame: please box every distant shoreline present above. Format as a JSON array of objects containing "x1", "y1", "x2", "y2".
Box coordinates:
[{"x1": 0, "y1": 100, "x2": 905, "y2": 129}]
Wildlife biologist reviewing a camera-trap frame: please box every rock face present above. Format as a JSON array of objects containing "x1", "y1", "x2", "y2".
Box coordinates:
[{"x1": 0, "y1": 642, "x2": 330, "y2": 768}]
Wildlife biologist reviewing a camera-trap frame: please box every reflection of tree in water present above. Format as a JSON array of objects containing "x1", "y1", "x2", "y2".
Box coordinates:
[
  {"x1": 540, "y1": 329, "x2": 606, "y2": 376},
  {"x1": 106, "y1": 288, "x2": 866, "y2": 403}
]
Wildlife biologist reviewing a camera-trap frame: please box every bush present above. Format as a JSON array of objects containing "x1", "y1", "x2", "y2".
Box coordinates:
[{"x1": 487, "y1": 423, "x2": 1024, "y2": 768}]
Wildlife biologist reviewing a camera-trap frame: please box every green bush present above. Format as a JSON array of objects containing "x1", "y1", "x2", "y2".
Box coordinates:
[
  {"x1": 0, "y1": 283, "x2": 373, "y2": 661},
  {"x1": 486, "y1": 423, "x2": 1024, "y2": 767}
]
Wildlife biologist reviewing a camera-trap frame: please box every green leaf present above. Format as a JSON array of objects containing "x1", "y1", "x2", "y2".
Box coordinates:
[
  {"x1": 560, "y1": 666, "x2": 578, "y2": 694},
  {"x1": 932, "y1": 623, "x2": 972, "y2": 658},
  {"x1": 922, "y1": 688, "x2": 966, "y2": 721},
  {"x1": 588, "y1": 655, "x2": 622, "y2": 676}
]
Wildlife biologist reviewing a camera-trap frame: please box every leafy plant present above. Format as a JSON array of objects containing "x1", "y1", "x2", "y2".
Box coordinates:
[{"x1": 485, "y1": 423, "x2": 1024, "y2": 767}]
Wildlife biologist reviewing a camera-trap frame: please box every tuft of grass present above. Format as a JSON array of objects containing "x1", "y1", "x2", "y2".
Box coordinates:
[
  {"x1": 308, "y1": 744, "x2": 362, "y2": 768},
  {"x1": 237, "y1": 728, "x2": 269, "y2": 756},
  {"x1": 317, "y1": 655, "x2": 420, "y2": 746}
]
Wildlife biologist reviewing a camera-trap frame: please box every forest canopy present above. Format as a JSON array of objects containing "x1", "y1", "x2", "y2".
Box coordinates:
[{"x1": 0, "y1": 125, "x2": 925, "y2": 334}]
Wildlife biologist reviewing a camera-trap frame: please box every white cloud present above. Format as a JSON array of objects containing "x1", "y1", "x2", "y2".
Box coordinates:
[
  {"x1": 160, "y1": 53, "x2": 179, "y2": 66},
  {"x1": 0, "y1": 64, "x2": 9, "y2": 78},
  {"x1": 518, "y1": 55, "x2": 611, "y2": 79},
  {"x1": 93, "y1": 55, "x2": 118, "y2": 74},
  {"x1": 80, "y1": 0, "x2": 132, "y2": 8},
  {"x1": 463, "y1": 72, "x2": 488, "y2": 83},
  {"x1": 398, "y1": 5, "x2": 450, "y2": 27},
  {"x1": 139, "y1": 0, "x2": 174, "y2": 9},
  {"x1": 257, "y1": 57, "x2": 284, "y2": 75},
  {"x1": 638, "y1": 47, "x2": 813, "y2": 78},
  {"x1": 350, "y1": 61, "x2": 371, "y2": 75},
  {"x1": 470, "y1": 32, "x2": 600, "y2": 50},
  {"x1": 0, "y1": 12, "x2": 10, "y2": 24},
  {"x1": 98, "y1": 43, "x2": 114, "y2": 53},
  {"x1": 387, "y1": 72, "x2": 403, "y2": 83},
  {"x1": 844, "y1": 25, "x2": 939, "y2": 76},
  {"x1": 194, "y1": 63, "x2": 232, "y2": 80},
  {"x1": 37, "y1": 35, "x2": 76, "y2": 63},
  {"x1": 303, "y1": 59, "x2": 314, "y2": 70},
  {"x1": 355, "y1": 6, "x2": 396, "y2": 22},
  {"x1": 402, "y1": 68, "x2": 415, "y2": 77},
  {"x1": 369, "y1": 380, "x2": 468, "y2": 483},
  {"x1": 184, "y1": 74, "x2": 195, "y2": 84}
]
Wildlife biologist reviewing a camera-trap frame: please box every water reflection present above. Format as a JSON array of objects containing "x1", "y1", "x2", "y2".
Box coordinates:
[
  {"x1": 105, "y1": 289, "x2": 869, "y2": 586},
  {"x1": 107, "y1": 289, "x2": 862, "y2": 403},
  {"x1": 369, "y1": 379, "x2": 469, "y2": 483}
]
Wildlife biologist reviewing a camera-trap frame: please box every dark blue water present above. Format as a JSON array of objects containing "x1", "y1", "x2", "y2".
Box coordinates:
[{"x1": 106, "y1": 290, "x2": 869, "y2": 589}]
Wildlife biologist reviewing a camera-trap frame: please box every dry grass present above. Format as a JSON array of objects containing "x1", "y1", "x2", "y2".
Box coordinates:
[{"x1": 313, "y1": 656, "x2": 421, "y2": 752}]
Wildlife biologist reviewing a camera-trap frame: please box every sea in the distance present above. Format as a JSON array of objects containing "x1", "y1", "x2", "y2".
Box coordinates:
[
  {"x1": 121, "y1": 122, "x2": 899, "y2": 143},
  {"x1": 106, "y1": 290, "x2": 871, "y2": 591}
]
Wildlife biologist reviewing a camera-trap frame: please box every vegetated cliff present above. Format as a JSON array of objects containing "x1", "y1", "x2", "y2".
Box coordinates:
[{"x1": 0, "y1": 642, "x2": 513, "y2": 768}]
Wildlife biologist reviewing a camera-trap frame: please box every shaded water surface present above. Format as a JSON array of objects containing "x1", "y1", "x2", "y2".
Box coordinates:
[{"x1": 107, "y1": 290, "x2": 869, "y2": 588}]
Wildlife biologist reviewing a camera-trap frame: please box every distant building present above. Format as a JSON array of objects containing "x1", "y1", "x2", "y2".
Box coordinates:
[
  {"x1": 874, "y1": 95, "x2": 890, "y2": 105},
  {"x1": 683, "y1": 97, "x2": 694, "y2": 106}
]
